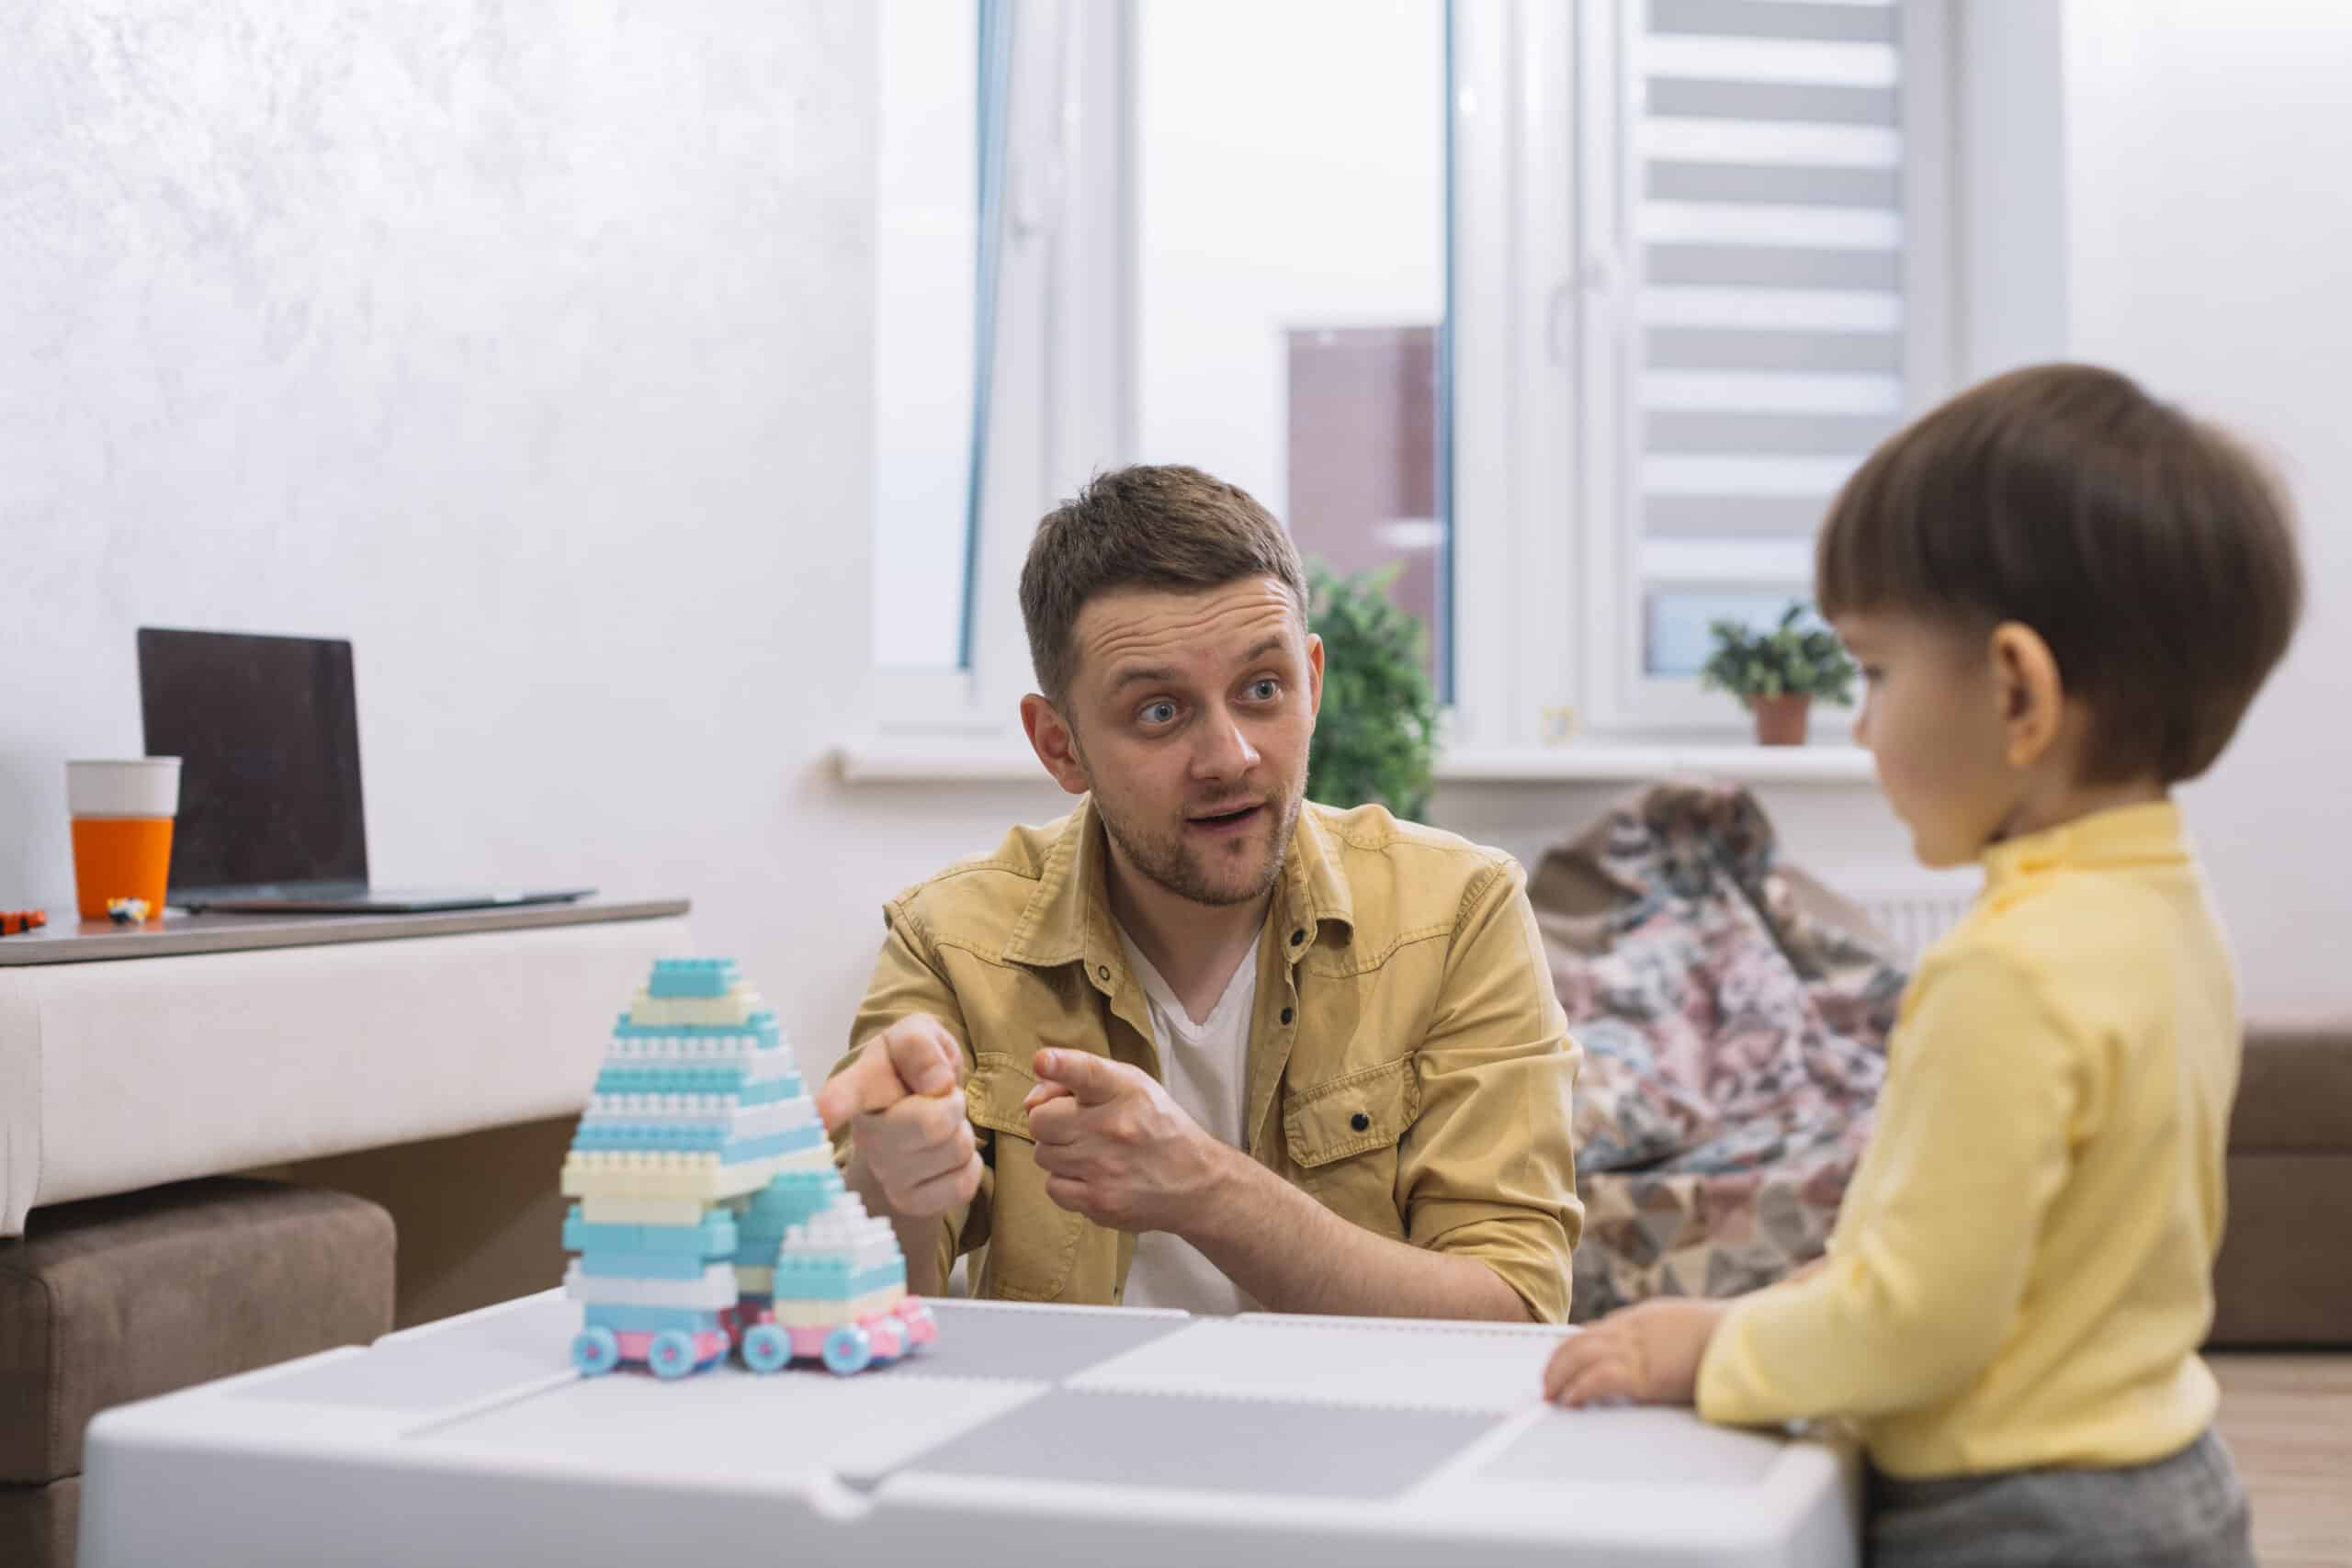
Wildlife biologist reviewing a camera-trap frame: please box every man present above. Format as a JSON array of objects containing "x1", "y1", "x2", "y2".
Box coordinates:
[{"x1": 818, "y1": 465, "x2": 1580, "y2": 1321}]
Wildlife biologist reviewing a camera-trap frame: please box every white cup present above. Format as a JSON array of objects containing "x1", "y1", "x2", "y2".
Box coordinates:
[{"x1": 66, "y1": 758, "x2": 182, "y2": 818}]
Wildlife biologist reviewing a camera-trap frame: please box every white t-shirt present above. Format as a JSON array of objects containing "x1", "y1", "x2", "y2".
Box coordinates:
[{"x1": 1113, "y1": 925, "x2": 1259, "y2": 1316}]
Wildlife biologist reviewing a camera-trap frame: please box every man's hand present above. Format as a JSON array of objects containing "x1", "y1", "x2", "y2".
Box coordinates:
[
  {"x1": 1023, "y1": 1048, "x2": 1235, "y2": 1234},
  {"x1": 1541, "y1": 1298, "x2": 1728, "y2": 1408},
  {"x1": 817, "y1": 1015, "x2": 982, "y2": 1219}
]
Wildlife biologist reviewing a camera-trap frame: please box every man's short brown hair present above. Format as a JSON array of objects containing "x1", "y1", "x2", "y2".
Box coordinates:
[
  {"x1": 1815, "y1": 363, "x2": 2303, "y2": 784},
  {"x1": 1020, "y1": 464, "x2": 1308, "y2": 707}
]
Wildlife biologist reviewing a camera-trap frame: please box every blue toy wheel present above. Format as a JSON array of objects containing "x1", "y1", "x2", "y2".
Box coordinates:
[
  {"x1": 742, "y1": 1324, "x2": 791, "y2": 1374},
  {"x1": 571, "y1": 1327, "x2": 621, "y2": 1377},
  {"x1": 821, "y1": 1323, "x2": 874, "y2": 1376},
  {"x1": 649, "y1": 1328, "x2": 699, "y2": 1380}
]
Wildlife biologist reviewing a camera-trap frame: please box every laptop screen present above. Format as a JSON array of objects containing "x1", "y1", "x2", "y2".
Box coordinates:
[{"x1": 137, "y1": 628, "x2": 369, "y2": 893}]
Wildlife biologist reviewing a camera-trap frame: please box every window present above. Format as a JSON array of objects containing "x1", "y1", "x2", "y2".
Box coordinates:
[
  {"x1": 1134, "y1": 0, "x2": 1453, "y2": 695},
  {"x1": 871, "y1": 0, "x2": 983, "y2": 672},
  {"x1": 1611, "y1": 0, "x2": 1940, "y2": 715},
  {"x1": 870, "y1": 0, "x2": 1948, "y2": 746}
]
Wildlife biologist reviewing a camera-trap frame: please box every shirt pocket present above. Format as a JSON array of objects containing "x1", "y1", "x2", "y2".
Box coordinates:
[
  {"x1": 1282, "y1": 1055, "x2": 1419, "y2": 1243},
  {"x1": 964, "y1": 1052, "x2": 1084, "y2": 1302}
]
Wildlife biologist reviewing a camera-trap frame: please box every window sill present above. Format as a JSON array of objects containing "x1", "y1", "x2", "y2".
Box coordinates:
[{"x1": 834, "y1": 739, "x2": 1877, "y2": 786}]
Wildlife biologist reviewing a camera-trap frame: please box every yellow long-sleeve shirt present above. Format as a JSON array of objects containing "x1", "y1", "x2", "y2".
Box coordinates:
[{"x1": 1696, "y1": 801, "x2": 2237, "y2": 1478}]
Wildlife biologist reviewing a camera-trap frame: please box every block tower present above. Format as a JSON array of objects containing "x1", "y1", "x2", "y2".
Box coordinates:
[{"x1": 560, "y1": 957, "x2": 935, "y2": 1378}]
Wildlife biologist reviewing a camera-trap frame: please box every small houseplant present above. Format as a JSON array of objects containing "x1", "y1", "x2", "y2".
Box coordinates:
[
  {"x1": 1305, "y1": 560, "x2": 1439, "y2": 819},
  {"x1": 1698, "y1": 602, "x2": 1857, "y2": 746}
]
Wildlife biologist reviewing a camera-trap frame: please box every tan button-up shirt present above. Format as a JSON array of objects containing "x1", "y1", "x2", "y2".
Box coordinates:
[{"x1": 834, "y1": 799, "x2": 1583, "y2": 1322}]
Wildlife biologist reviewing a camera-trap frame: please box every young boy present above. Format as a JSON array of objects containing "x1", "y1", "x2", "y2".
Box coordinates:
[{"x1": 1542, "y1": 364, "x2": 2304, "y2": 1568}]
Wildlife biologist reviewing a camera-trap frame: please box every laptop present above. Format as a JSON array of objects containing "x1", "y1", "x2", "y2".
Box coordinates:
[{"x1": 137, "y1": 627, "x2": 594, "y2": 915}]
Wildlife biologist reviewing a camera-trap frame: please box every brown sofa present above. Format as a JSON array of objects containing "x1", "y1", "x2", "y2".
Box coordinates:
[
  {"x1": 0, "y1": 1178, "x2": 394, "y2": 1568},
  {"x1": 2210, "y1": 1021, "x2": 2352, "y2": 1347}
]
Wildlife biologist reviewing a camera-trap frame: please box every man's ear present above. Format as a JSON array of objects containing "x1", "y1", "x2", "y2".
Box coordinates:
[
  {"x1": 1988, "y1": 622, "x2": 2065, "y2": 772},
  {"x1": 1305, "y1": 632, "x2": 1326, "y2": 726},
  {"x1": 1021, "y1": 693, "x2": 1092, "y2": 797}
]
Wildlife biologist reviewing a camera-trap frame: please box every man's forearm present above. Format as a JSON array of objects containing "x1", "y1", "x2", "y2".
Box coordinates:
[
  {"x1": 842, "y1": 1149, "x2": 952, "y2": 1299},
  {"x1": 1182, "y1": 1151, "x2": 1531, "y2": 1321}
]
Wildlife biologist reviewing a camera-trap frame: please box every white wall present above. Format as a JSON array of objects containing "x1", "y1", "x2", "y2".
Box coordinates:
[
  {"x1": 0, "y1": 1, "x2": 1066, "y2": 1076},
  {"x1": 2061, "y1": 0, "x2": 2352, "y2": 1018}
]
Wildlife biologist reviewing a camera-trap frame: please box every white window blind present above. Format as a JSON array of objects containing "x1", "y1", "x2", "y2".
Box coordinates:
[{"x1": 1629, "y1": 0, "x2": 1913, "y2": 679}]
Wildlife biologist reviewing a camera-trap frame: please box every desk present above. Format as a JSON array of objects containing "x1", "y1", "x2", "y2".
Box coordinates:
[
  {"x1": 80, "y1": 1292, "x2": 1859, "y2": 1566},
  {"x1": 0, "y1": 898, "x2": 691, "y2": 1237}
]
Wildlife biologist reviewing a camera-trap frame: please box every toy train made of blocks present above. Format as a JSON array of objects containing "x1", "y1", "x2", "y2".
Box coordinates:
[{"x1": 559, "y1": 957, "x2": 939, "y2": 1379}]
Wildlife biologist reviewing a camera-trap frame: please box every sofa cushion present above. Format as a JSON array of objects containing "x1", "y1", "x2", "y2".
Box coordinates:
[
  {"x1": 0, "y1": 1475, "x2": 77, "y2": 1568},
  {"x1": 2230, "y1": 1023, "x2": 2352, "y2": 1152},
  {"x1": 2211, "y1": 1153, "x2": 2352, "y2": 1347},
  {"x1": 0, "y1": 1177, "x2": 393, "y2": 1483}
]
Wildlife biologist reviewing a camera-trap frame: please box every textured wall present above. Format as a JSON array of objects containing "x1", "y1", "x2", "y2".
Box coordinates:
[{"x1": 0, "y1": 2, "x2": 962, "y2": 1058}]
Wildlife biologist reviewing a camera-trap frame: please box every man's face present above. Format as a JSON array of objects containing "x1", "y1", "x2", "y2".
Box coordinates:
[{"x1": 1057, "y1": 576, "x2": 1323, "y2": 908}]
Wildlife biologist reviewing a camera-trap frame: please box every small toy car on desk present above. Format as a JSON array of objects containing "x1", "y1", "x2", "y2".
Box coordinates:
[
  {"x1": 105, "y1": 897, "x2": 151, "y2": 924},
  {"x1": 0, "y1": 909, "x2": 47, "y2": 936}
]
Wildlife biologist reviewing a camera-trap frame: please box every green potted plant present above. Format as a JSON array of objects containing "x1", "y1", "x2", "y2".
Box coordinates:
[
  {"x1": 1698, "y1": 602, "x2": 1857, "y2": 746},
  {"x1": 1306, "y1": 560, "x2": 1439, "y2": 819}
]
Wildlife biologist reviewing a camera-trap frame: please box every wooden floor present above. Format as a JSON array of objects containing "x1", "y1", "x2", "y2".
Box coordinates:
[{"x1": 2210, "y1": 1352, "x2": 2352, "y2": 1567}]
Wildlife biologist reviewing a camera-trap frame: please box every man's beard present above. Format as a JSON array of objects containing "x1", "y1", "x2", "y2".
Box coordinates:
[{"x1": 1095, "y1": 783, "x2": 1302, "y2": 908}]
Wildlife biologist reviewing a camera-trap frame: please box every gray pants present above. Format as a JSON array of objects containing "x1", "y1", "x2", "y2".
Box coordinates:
[{"x1": 1868, "y1": 1427, "x2": 2254, "y2": 1568}]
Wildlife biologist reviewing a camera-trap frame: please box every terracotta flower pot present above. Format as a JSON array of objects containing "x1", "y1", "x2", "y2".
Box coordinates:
[{"x1": 1747, "y1": 692, "x2": 1812, "y2": 746}]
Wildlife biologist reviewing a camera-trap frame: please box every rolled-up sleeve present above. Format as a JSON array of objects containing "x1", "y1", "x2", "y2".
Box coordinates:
[{"x1": 1402, "y1": 859, "x2": 1584, "y2": 1323}]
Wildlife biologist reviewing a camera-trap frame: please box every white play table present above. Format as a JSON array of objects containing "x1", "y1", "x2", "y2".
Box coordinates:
[{"x1": 80, "y1": 1291, "x2": 1857, "y2": 1566}]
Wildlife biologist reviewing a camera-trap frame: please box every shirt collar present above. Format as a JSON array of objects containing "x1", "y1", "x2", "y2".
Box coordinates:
[
  {"x1": 1001, "y1": 796, "x2": 1355, "y2": 974},
  {"x1": 1981, "y1": 798, "x2": 2188, "y2": 887}
]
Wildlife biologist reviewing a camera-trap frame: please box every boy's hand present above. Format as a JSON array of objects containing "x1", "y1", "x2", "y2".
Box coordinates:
[{"x1": 1543, "y1": 1298, "x2": 1728, "y2": 1408}]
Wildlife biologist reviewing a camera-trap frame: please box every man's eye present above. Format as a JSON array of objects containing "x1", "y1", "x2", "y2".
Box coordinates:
[
  {"x1": 1141, "y1": 701, "x2": 1178, "y2": 726},
  {"x1": 1248, "y1": 679, "x2": 1280, "y2": 701}
]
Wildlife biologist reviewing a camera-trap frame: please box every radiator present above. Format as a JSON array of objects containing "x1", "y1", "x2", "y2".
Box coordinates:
[{"x1": 1847, "y1": 879, "x2": 1978, "y2": 966}]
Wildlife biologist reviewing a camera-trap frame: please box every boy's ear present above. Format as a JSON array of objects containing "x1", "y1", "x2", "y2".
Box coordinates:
[{"x1": 1989, "y1": 622, "x2": 2064, "y2": 771}]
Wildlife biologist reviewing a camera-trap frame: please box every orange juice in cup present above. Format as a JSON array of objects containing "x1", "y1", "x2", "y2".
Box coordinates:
[{"x1": 66, "y1": 759, "x2": 180, "y2": 921}]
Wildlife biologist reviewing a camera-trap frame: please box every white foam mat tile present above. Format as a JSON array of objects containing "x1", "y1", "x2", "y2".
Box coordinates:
[
  {"x1": 413, "y1": 1361, "x2": 1049, "y2": 1483},
  {"x1": 1477, "y1": 1405, "x2": 1792, "y2": 1486},
  {"x1": 1068, "y1": 1315, "x2": 1568, "y2": 1412},
  {"x1": 233, "y1": 1292, "x2": 578, "y2": 1411},
  {"x1": 880, "y1": 1299, "x2": 1192, "y2": 1384},
  {"x1": 894, "y1": 1388, "x2": 1502, "y2": 1499}
]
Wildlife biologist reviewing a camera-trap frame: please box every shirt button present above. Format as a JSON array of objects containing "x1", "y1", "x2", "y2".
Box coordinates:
[
  {"x1": 1097, "y1": 964, "x2": 1110, "y2": 981},
  {"x1": 1280, "y1": 1007, "x2": 1294, "y2": 1025},
  {"x1": 1350, "y1": 1111, "x2": 1371, "y2": 1133},
  {"x1": 1289, "y1": 929, "x2": 1306, "y2": 946}
]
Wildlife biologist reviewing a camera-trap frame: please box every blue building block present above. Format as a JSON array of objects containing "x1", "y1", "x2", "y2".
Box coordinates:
[
  {"x1": 581, "y1": 1303, "x2": 730, "y2": 1336},
  {"x1": 575, "y1": 1249, "x2": 725, "y2": 1281},
  {"x1": 741, "y1": 1168, "x2": 849, "y2": 1226},
  {"x1": 586, "y1": 1065, "x2": 806, "y2": 1100},
  {"x1": 611, "y1": 1011, "x2": 782, "y2": 1051},
  {"x1": 562, "y1": 1207, "x2": 738, "y2": 1258},
  {"x1": 769, "y1": 1255, "x2": 908, "y2": 1303},
  {"x1": 648, "y1": 958, "x2": 740, "y2": 999}
]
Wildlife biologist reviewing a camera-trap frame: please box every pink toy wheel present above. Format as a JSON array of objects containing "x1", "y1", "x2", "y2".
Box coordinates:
[{"x1": 895, "y1": 1300, "x2": 939, "y2": 1347}]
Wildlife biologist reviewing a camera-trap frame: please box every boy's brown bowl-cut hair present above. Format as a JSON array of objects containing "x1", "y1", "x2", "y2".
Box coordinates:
[{"x1": 1815, "y1": 363, "x2": 2303, "y2": 784}]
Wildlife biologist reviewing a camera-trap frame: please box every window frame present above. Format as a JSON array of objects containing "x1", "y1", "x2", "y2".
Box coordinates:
[{"x1": 870, "y1": 0, "x2": 1953, "y2": 750}]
